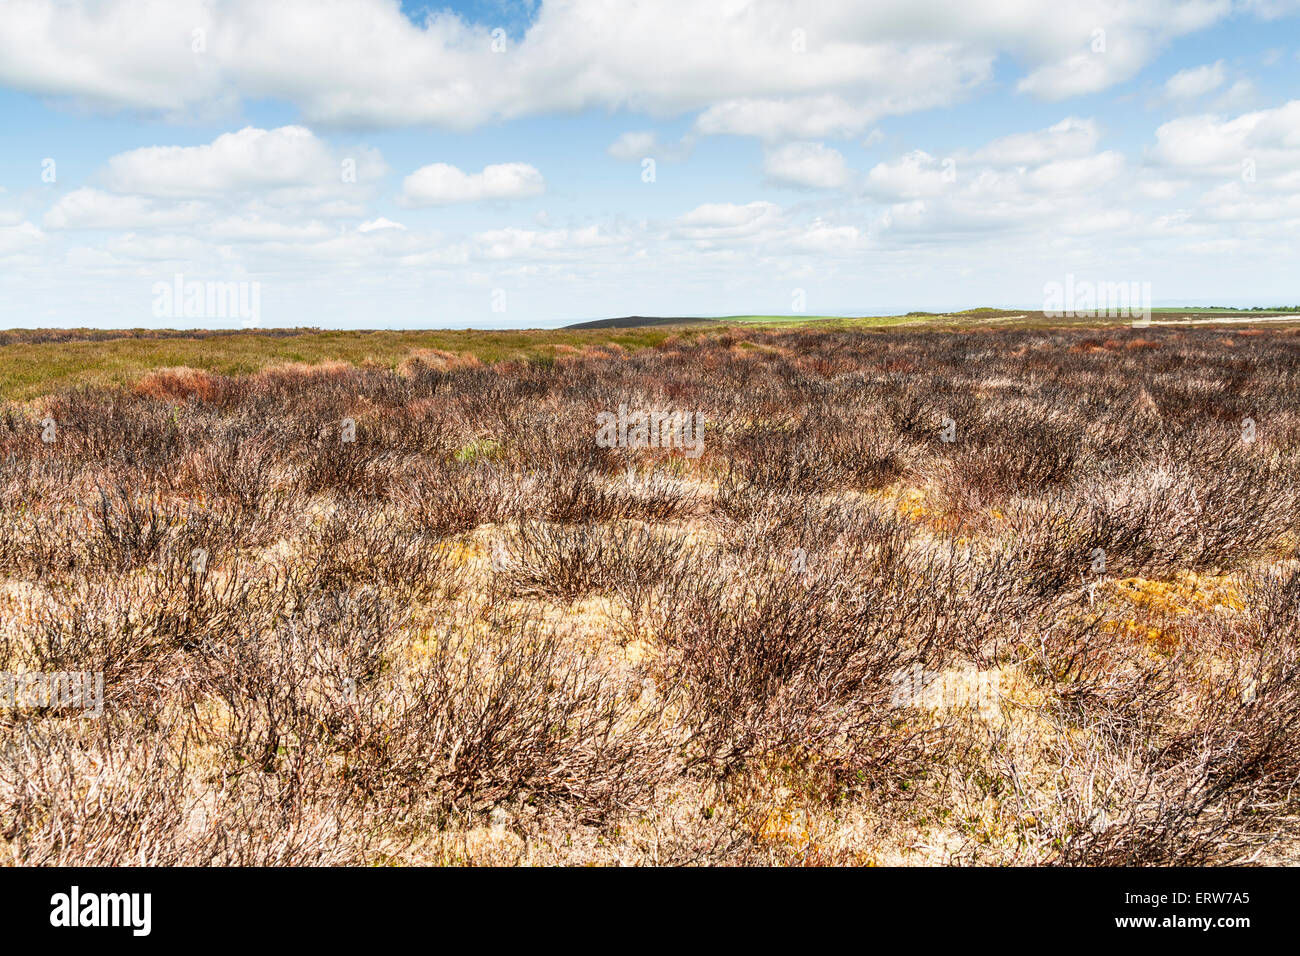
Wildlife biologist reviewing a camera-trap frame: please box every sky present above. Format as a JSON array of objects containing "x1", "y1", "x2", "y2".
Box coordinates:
[{"x1": 1, "y1": 0, "x2": 1299, "y2": 329}]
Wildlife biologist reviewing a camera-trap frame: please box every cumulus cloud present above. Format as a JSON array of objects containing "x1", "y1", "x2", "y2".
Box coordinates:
[
  {"x1": 0, "y1": 221, "x2": 45, "y2": 254},
  {"x1": 864, "y1": 151, "x2": 956, "y2": 200},
  {"x1": 672, "y1": 202, "x2": 783, "y2": 241},
  {"x1": 38, "y1": 126, "x2": 384, "y2": 240},
  {"x1": 607, "y1": 130, "x2": 693, "y2": 163},
  {"x1": 399, "y1": 163, "x2": 544, "y2": 207},
  {"x1": 102, "y1": 232, "x2": 210, "y2": 260},
  {"x1": 472, "y1": 225, "x2": 630, "y2": 261},
  {"x1": 44, "y1": 188, "x2": 206, "y2": 229},
  {"x1": 607, "y1": 132, "x2": 658, "y2": 161},
  {"x1": 1013, "y1": 2, "x2": 1225, "y2": 100},
  {"x1": 1026, "y1": 151, "x2": 1125, "y2": 191},
  {"x1": 858, "y1": 119, "x2": 1137, "y2": 245},
  {"x1": 1165, "y1": 60, "x2": 1226, "y2": 99},
  {"x1": 763, "y1": 142, "x2": 852, "y2": 190},
  {"x1": 1017, "y1": 48, "x2": 1143, "y2": 101},
  {"x1": 1198, "y1": 182, "x2": 1300, "y2": 221},
  {"x1": 0, "y1": 0, "x2": 1259, "y2": 132},
  {"x1": 104, "y1": 126, "x2": 385, "y2": 199},
  {"x1": 1148, "y1": 100, "x2": 1300, "y2": 175},
  {"x1": 358, "y1": 217, "x2": 406, "y2": 233},
  {"x1": 790, "y1": 220, "x2": 865, "y2": 253},
  {"x1": 205, "y1": 216, "x2": 335, "y2": 242},
  {"x1": 965, "y1": 117, "x2": 1100, "y2": 166}
]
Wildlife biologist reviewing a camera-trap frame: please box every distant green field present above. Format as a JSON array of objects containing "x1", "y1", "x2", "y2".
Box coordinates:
[{"x1": 710, "y1": 314, "x2": 925, "y2": 328}]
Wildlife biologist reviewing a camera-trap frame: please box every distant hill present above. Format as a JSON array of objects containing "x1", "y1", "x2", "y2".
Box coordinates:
[{"x1": 564, "y1": 315, "x2": 719, "y2": 329}]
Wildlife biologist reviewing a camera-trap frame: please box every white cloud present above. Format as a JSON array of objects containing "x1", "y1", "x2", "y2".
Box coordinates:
[
  {"x1": 1014, "y1": 2, "x2": 1227, "y2": 100},
  {"x1": 358, "y1": 217, "x2": 406, "y2": 233},
  {"x1": 1209, "y1": 77, "x2": 1256, "y2": 111},
  {"x1": 206, "y1": 216, "x2": 335, "y2": 242},
  {"x1": 102, "y1": 232, "x2": 210, "y2": 260},
  {"x1": 0, "y1": 0, "x2": 1257, "y2": 133},
  {"x1": 763, "y1": 142, "x2": 851, "y2": 190},
  {"x1": 44, "y1": 188, "x2": 206, "y2": 229},
  {"x1": 472, "y1": 225, "x2": 629, "y2": 261},
  {"x1": 104, "y1": 126, "x2": 385, "y2": 199},
  {"x1": 1131, "y1": 176, "x2": 1189, "y2": 200},
  {"x1": 1058, "y1": 208, "x2": 1136, "y2": 234},
  {"x1": 1016, "y1": 54, "x2": 1122, "y2": 101},
  {"x1": 1149, "y1": 100, "x2": 1300, "y2": 175},
  {"x1": 399, "y1": 163, "x2": 544, "y2": 207},
  {"x1": 858, "y1": 121, "x2": 1139, "y2": 244},
  {"x1": 607, "y1": 130, "x2": 693, "y2": 163},
  {"x1": 608, "y1": 132, "x2": 658, "y2": 161},
  {"x1": 966, "y1": 117, "x2": 1100, "y2": 165},
  {"x1": 790, "y1": 220, "x2": 865, "y2": 253},
  {"x1": 0, "y1": 221, "x2": 45, "y2": 254},
  {"x1": 1199, "y1": 183, "x2": 1300, "y2": 220},
  {"x1": 0, "y1": 0, "x2": 223, "y2": 116},
  {"x1": 1238, "y1": 0, "x2": 1300, "y2": 18},
  {"x1": 1165, "y1": 60, "x2": 1226, "y2": 99},
  {"x1": 865, "y1": 151, "x2": 955, "y2": 200},
  {"x1": 672, "y1": 202, "x2": 783, "y2": 241},
  {"x1": 692, "y1": 82, "x2": 984, "y2": 142},
  {"x1": 1027, "y1": 151, "x2": 1125, "y2": 191}
]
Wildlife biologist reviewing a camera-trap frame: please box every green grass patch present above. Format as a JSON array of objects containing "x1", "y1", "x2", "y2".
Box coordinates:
[{"x1": 453, "y1": 438, "x2": 502, "y2": 463}]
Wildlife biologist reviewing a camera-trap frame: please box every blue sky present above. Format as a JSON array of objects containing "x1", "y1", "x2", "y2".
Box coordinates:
[{"x1": 1, "y1": 0, "x2": 1299, "y2": 329}]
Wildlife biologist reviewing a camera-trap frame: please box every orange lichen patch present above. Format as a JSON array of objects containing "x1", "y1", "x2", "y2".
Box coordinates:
[
  {"x1": 132, "y1": 366, "x2": 221, "y2": 402},
  {"x1": 1103, "y1": 617, "x2": 1178, "y2": 653},
  {"x1": 1110, "y1": 572, "x2": 1244, "y2": 616},
  {"x1": 894, "y1": 487, "x2": 929, "y2": 522},
  {"x1": 866, "y1": 483, "x2": 927, "y2": 522},
  {"x1": 755, "y1": 804, "x2": 816, "y2": 851},
  {"x1": 1100, "y1": 572, "x2": 1245, "y2": 653},
  {"x1": 441, "y1": 538, "x2": 479, "y2": 568},
  {"x1": 1068, "y1": 339, "x2": 1111, "y2": 355},
  {"x1": 880, "y1": 484, "x2": 962, "y2": 533}
]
